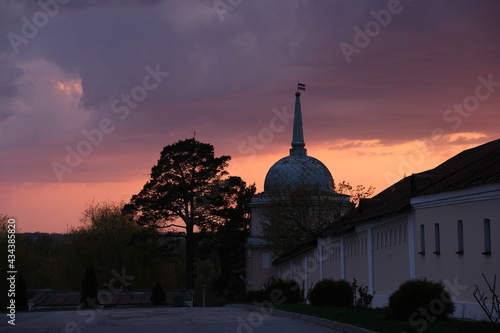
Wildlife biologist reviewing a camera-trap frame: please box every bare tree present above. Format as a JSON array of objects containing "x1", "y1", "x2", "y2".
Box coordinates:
[
  {"x1": 473, "y1": 274, "x2": 500, "y2": 332},
  {"x1": 260, "y1": 184, "x2": 352, "y2": 254},
  {"x1": 260, "y1": 181, "x2": 375, "y2": 255},
  {"x1": 335, "y1": 181, "x2": 376, "y2": 207}
]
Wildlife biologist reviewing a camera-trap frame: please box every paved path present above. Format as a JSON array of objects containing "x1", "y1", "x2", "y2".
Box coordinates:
[{"x1": 1, "y1": 306, "x2": 343, "y2": 333}]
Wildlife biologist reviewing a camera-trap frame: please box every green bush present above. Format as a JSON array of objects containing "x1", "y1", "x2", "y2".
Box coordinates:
[
  {"x1": 309, "y1": 279, "x2": 354, "y2": 308},
  {"x1": 387, "y1": 278, "x2": 455, "y2": 320},
  {"x1": 264, "y1": 279, "x2": 302, "y2": 304}
]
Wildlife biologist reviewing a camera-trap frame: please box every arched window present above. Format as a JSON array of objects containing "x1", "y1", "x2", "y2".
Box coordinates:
[
  {"x1": 483, "y1": 219, "x2": 491, "y2": 255},
  {"x1": 456, "y1": 220, "x2": 464, "y2": 255},
  {"x1": 419, "y1": 224, "x2": 425, "y2": 255},
  {"x1": 433, "y1": 223, "x2": 440, "y2": 255}
]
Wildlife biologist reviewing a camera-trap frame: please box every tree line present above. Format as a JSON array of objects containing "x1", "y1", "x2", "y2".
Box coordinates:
[{"x1": 1, "y1": 138, "x2": 373, "y2": 307}]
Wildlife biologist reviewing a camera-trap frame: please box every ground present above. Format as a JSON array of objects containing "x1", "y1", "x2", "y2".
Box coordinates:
[{"x1": 1, "y1": 306, "x2": 373, "y2": 333}]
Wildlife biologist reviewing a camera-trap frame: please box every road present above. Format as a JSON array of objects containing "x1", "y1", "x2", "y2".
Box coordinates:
[{"x1": 1, "y1": 306, "x2": 342, "y2": 333}]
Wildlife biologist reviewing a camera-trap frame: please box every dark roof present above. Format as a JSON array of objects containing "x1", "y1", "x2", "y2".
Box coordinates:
[
  {"x1": 321, "y1": 138, "x2": 500, "y2": 234},
  {"x1": 417, "y1": 138, "x2": 500, "y2": 195},
  {"x1": 273, "y1": 239, "x2": 317, "y2": 265}
]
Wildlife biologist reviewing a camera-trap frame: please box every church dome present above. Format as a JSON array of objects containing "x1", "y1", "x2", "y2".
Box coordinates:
[
  {"x1": 263, "y1": 88, "x2": 334, "y2": 193},
  {"x1": 264, "y1": 155, "x2": 334, "y2": 192}
]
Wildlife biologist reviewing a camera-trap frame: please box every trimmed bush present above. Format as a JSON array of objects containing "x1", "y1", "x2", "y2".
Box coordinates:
[
  {"x1": 264, "y1": 279, "x2": 302, "y2": 304},
  {"x1": 151, "y1": 282, "x2": 166, "y2": 305},
  {"x1": 387, "y1": 278, "x2": 455, "y2": 320},
  {"x1": 309, "y1": 279, "x2": 354, "y2": 308}
]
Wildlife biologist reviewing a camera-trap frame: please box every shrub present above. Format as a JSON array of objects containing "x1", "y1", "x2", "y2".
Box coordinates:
[
  {"x1": 151, "y1": 281, "x2": 166, "y2": 305},
  {"x1": 16, "y1": 274, "x2": 28, "y2": 311},
  {"x1": 264, "y1": 279, "x2": 302, "y2": 304},
  {"x1": 309, "y1": 279, "x2": 354, "y2": 308},
  {"x1": 80, "y1": 265, "x2": 99, "y2": 308},
  {"x1": 241, "y1": 289, "x2": 265, "y2": 303},
  {"x1": 352, "y1": 278, "x2": 374, "y2": 310},
  {"x1": 387, "y1": 278, "x2": 455, "y2": 320}
]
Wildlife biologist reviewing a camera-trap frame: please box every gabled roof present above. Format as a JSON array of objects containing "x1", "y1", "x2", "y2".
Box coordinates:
[
  {"x1": 321, "y1": 138, "x2": 500, "y2": 235},
  {"x1": 273, "y1": 239, "x2": 318, "y2": 265},
  {"x1": 417, "y1": 138, "x2": 500, "y2": 195}
]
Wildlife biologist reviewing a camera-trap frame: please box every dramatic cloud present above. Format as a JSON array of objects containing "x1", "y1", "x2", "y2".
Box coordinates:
[{"x1": 1, "y1": 0, "x2": 499, "y2": 232}]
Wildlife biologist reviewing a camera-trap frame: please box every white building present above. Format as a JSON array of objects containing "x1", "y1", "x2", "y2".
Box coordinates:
[
  {"x1": 245, "y1": 89, "x2": 500, "y2": 321},
  {"x1": 245, "y1": 89, "x2": 350, "y2": 291}
]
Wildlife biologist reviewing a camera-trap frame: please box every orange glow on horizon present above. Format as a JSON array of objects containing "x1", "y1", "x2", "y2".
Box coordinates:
[{"x1": 4, "y1": 132, "x2": 494, "y2": 234}]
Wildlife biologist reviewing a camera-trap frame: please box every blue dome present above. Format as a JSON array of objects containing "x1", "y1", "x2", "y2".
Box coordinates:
[{"x1": 264, "y1": 155, "x2": 334, "y2": 193}]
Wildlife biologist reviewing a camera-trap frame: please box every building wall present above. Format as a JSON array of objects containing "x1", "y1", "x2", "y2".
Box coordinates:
[
  {"x1": 246, "y1": 195, "x2": 275, "y2": 290},
  {"x1": 371, "y1": 218, "x2": 409, "y2": 298},
  {"x1": 249, "y1": 197, "x2": 266, "y2": 237},
  {"x1": 245, "y1": 246, "x2": 274, "y2": 290},
  {"x1": 275, "y1": 248, "x2": 322, "y2": 300},
  {"x1": 321, "y1": 240, "x2": 342, "y2": 280},
  {"x1": 307, "y1": 250, "x2": 321, "y2": 290},
  {"x1": 274, "y1": 218, "x2": 410, "y2": 304},
  {"x1": 248, "y1": 180, "x2": 499, "y2": 320},
  {"x1": 410, "y1": 185, "x2": 500, "y2": 320},
  {"x1": 413, "y1": 197, "x2": 500, "y2": 304},
  {"x1": 344, "y1": 231, "x2": 369, "y2": 287}
]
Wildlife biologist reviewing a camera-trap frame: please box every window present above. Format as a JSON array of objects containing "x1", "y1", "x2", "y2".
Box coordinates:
[
  {"x1": 433, "y1": 223, "x2": 440, "y2": 255},
  {"x1": 418, "y1": 224, "x2": 425, "y2": 255},
  {"x1": 456, "y1": 220, "x2": 464, "y2": 255},
  {"x1": 483, "y1": 219, "x2": 491, "y2": 255},
  {"x1": 262, "y1": 252, "x2": 270, "y2": 269}
]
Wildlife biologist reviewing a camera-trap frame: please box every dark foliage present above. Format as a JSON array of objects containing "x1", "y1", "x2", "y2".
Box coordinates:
[
  {"x1": 241, "y1": 289, "x2": 266, "y2": 303},
  {"x1": 80, "y1": 265, "x2": 99, "y2": 308},
  {"x1": 208, "y1": 177, "x2": 255, "y2": 302},
  {"x1": 124, "y1": 138, "x2": 232, "y2": 289},
  {"x1": 309, "y1": 279, "x2": 354, "y2": 308},
  {"x1": 16, "y1": 274, "x2": 28, "y2": 311},
  {"x1": 264, "y1": 279, "x2": 303, "y2": 304},
  {"x1": 151, "y1": 281, "x2": 166, "y2": 305},
  {"x1": 352, "y1": 278, "x2": 374, "y2": 310},
  {"x1": 387, "y1": 278, "x2": 455, "y2": 320}
]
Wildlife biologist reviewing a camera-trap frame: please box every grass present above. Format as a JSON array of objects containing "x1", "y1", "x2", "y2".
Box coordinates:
[{"x1": 274, "y1": 304, "x2": 496, "y2": 333}]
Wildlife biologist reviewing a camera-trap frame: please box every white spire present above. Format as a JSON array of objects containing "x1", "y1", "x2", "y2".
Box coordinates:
[{"x1": 290, "y1": 89, "x2": 307, "y2": 156}]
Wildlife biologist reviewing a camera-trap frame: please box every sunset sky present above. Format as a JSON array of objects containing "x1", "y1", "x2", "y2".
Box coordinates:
[{"x1": 1, "y1": 0, "x2": 499, "y2": 233}]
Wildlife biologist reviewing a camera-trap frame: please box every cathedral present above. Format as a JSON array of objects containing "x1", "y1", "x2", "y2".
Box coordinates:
[{"x1": 245, "y1": 87, "x2": 500, "y2": 321}]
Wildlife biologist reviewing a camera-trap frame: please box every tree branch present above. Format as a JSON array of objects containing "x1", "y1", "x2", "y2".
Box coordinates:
[{"x1": 161, "y1": 224, "x2": 186, "y2": 229}]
